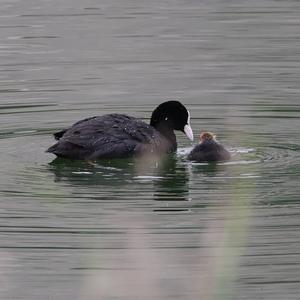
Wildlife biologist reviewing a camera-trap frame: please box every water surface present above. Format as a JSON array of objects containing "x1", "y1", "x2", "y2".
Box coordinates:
[{"x1": 0, "y1": 0, "x2": 300, "y2": 299}]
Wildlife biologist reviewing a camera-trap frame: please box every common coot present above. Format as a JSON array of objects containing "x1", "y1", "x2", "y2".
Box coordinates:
[
  {"x1": 47, "y1": 101, "x2": 194, "y2": 160},
  {"x1": 187, "y1": 132, "x2": 231, "y2": 162}
]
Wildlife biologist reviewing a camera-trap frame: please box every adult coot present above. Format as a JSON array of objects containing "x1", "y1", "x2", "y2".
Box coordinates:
[
  {"x1": 187, "y1": 132, "x2": 231, "y2": 162},
  {"x1": 47, "y1": 101, "x2": 194, "y2": 160}
]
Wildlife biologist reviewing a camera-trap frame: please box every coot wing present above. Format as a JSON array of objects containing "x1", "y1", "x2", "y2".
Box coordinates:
[
  {"x1": 53, "y1": 116, "x2": 102, "y2": 140},
  {"x1": 47, "y1": 114, "x2": 167, "y2": 160}
]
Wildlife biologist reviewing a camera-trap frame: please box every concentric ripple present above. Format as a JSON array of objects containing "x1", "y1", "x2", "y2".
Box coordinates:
[{"x1": 0, "y1": 0, "x2": 300, "y2": 297}]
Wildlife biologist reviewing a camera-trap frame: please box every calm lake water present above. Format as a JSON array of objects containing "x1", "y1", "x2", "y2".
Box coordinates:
[{"x1": 1, "y1": 0, "x2": 300, "y2": 299}]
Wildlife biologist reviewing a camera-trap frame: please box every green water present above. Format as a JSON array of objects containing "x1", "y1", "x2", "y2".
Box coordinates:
[{"x1": 0, "y1": 0, "x2": 300, "y2": 299}]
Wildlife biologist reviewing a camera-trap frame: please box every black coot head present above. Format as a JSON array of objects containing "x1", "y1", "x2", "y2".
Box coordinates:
[{"x1": 150, "y1": 101, "x2": 194, "y2": 141}]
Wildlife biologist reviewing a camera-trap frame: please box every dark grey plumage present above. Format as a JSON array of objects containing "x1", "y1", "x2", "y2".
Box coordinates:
[
  {"x1": 47, "y1": 101, "x2": 193, "y2": 160},
  {"x1": 47, "y1": 114, "x2": 174, "y2": 160},
  {"x1": 187, "y1": 139, "x2": 231, "y2": 162}
]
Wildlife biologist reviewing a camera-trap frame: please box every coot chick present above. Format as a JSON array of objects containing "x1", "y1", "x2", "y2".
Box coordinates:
[
  {"x1": 187, "y1": 132, "x2": 231, "y2": 162},
  {"x1": 47, "y1": 101, "x2": 194, "y2": 160}
]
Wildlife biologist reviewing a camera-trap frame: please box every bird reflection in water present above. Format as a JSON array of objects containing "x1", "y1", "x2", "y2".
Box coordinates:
[
  {"x1": 150, "y1": 155, "x2": 190, "y2": 211},
  {"x1": 48, "y1": 154, "x2": 225, "y2": 213}
]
